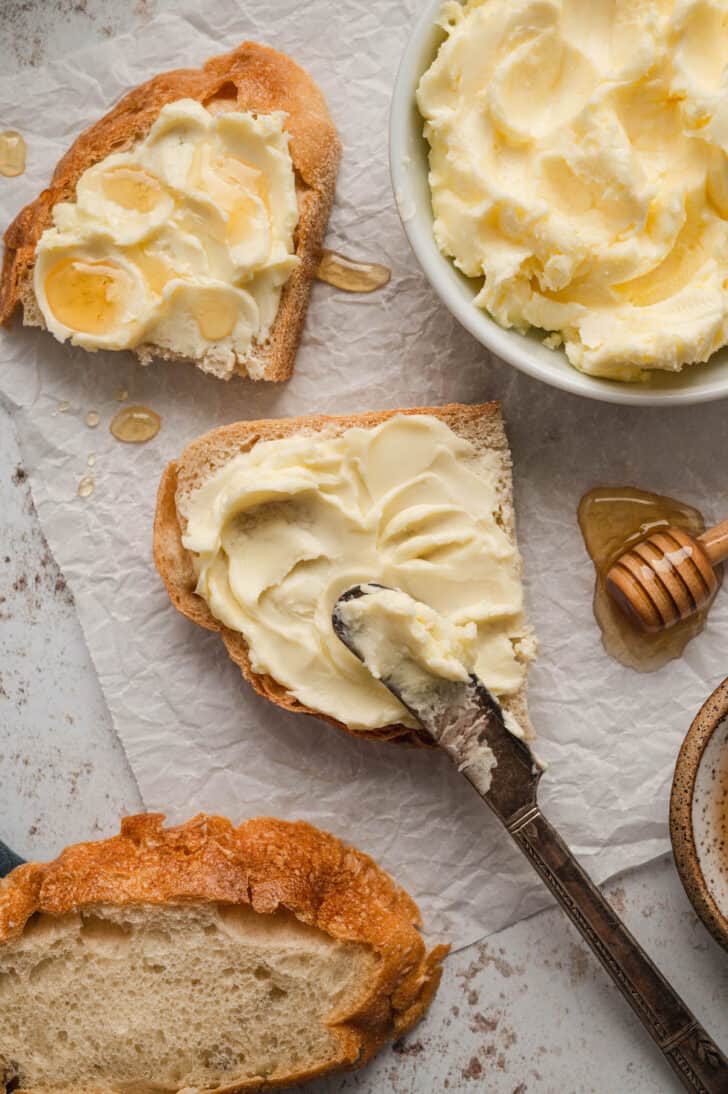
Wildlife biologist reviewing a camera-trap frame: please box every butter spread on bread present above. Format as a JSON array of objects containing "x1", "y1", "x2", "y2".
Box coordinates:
[
  {"x1": 336, "y1": 583, "x2": 478, "y2": 685},
  {"x1": 1, "y1": 42, "x2": 341, "y2": 383},
  {"x1": 0, "y1": 813, "x2": 446, "y2": 1092},
  {"x1": 34, "y1": 100, "x2": 299, "y2": 377},
  {"x1": 179, "y1": 413, "x2": 534, "y2": 730}
]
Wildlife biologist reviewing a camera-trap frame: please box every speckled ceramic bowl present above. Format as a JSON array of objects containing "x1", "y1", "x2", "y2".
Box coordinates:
[{"x1": 671, "y1": 677, "x2": 728, "y2": 950}]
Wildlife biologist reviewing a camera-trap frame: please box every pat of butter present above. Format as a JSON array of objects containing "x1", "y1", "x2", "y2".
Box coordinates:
[
  {"x1": 34, "y1": 99, "x2": 299, "y2": 378},
  {"x1": 181, "y1": 414, "x2": 534, "y2": 731},
  {"x1": 417, "y1": 0, "x2": 728, "y2": 380}
]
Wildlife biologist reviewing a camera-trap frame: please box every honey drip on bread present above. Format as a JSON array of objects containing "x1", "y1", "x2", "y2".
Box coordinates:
[
  {"x1": 315, "y1": 250, "x2": 391, "y2": 293},
  {"x1": 578, "y1": 486, "x2": 720, "y2": 672}
]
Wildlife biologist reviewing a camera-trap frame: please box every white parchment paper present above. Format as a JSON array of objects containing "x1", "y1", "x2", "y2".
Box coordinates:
[{"x1": 1, "y1": 0, "x2": 726, "y2": 949}]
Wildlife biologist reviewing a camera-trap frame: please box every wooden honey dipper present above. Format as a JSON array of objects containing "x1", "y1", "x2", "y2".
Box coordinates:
[{"x1": 606, "y1": 518, "x2": 728, "y2": 632}]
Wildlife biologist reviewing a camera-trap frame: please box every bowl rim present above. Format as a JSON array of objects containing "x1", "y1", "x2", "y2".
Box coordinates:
[
  {"x1": 388, "y1": 0, "x2": 728, "y2": 408},
  {"x1": 670, "y1": 675, "x2": 728, "y2": 951}
]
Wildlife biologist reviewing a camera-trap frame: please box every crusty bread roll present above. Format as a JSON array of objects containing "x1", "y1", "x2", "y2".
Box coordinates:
[
  {"x1": 0, "y1": 42, "x2": 341, "y2": 382},
  {"x1": 153, "y1": 402, "x2": 534, "y2": 745},
  {"x1": 0, "y1": 813, "x2": 446, "y2": 1093}
]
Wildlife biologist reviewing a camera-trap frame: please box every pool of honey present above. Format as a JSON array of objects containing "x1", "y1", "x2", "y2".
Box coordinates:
[
  {"x1": 578, "y1": 486, "x2": 720, "y2": 672},
  {"x1": 315, "y1": 249, "x2": 390, "y2": 293},
  {"x1": 110, "y1": 405, "x2": 161, "y2": 444}
]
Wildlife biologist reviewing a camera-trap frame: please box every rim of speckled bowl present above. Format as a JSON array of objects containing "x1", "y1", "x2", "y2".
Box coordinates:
[
  {"x1": 389, "y1": 0, "x2": 728, "y2": 407},
  {"x1": 670, "y1": 676, "x2": 728, "y2": 951}
]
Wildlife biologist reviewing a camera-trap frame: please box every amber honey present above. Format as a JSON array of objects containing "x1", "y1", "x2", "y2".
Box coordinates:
[
  {"x1": 190, "y1": 291, "x2": 238, "y2": 340},
  {"x1": 110, "y1": 405, "x2": 161, "y2": 445},
  {"x1": 45, "y1": 258, "x2": 129, "y2": 335},
  {"x1": 101, "y1": 165, "x2": 164, "y2": 212},
  {"x1": 77, "y1": 475, "x2": 95, "y2": 499},
  {"x1": 0, "y1": 130, "x2": 26, "y2": 177},
  {"x1": 315, "y1": 249, "x2": 391, "y2": 293},
  {"x1": 578, "y1": 486, "x2": 719, "y2": 672}
]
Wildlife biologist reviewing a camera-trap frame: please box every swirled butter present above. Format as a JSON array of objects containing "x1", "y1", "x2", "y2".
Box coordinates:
[
  {"x1": 337, "y1": 585, "x2": 477, "y2": 686},
  {"x1": 34, "y1": 99, "x2": 299, "y2": 377},
  {"x1": 417, "y1": 0, "x2": 728, "y2": 380},
  {"x1": 181, "y1": 414, "x2": 534, "y2": 730}
]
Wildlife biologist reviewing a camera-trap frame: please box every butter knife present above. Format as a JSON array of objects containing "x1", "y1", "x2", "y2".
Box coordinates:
[{"x1": 333, "y1": 584, "x2": 728, "y2": 1094}]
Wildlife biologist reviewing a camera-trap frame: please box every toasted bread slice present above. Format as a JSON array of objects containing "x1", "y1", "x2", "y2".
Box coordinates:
[
  {"x1": 153, "y1": 403, "x2": 535, "y2": 745},
  {"x1": 0, "y1": 813, "x2": 446, "y2": 1093},
  {"x1": 0, "y1": 42, "x2": 341, "y2": 382}
]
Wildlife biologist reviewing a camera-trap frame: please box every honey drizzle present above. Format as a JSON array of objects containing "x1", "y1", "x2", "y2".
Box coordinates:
[
  {"x1": 0, "y1": 130, "x2": 26, "y2": 178},
  {"x1": 110, "y1": 405, "x2": 161, "y2": 445},
  {"x1": 578, "y1": 486, "x2": 721, "y2": 672},
  {"x1": 191, "y1": 293, "x2": 237, "y2": 340},
  {"x1": 77, "y1": 475, "x2": 95, "y2": 499},
  {"x1": 45, "y1": 258, "x2": 129, "y2": 335},
  {"x1": 315, "y1": 250, "x2": 391, "y2": 293}
]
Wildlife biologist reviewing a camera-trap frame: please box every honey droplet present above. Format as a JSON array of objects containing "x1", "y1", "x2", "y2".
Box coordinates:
[
  {"x1": 131, "y1": 248, "x2": 178, "y2": 295},
  {"x1": 315, "y1": 249, "x2": 391, "y2": 293},
  {"x1": 0, "y1": 130, "x2": 26, "y2": 178},
  {"x1": 116, "y1": 388, "x2": 129, "y2": 402},
  {"x1": 87, "y1": 453, "x2": 96, "y2": 468},
  {"x1": 101, "y1": 165, "x2": 164, "y2": 213},
  {"x1": 45, "y1": 258, "x2": 130, "y2": 335},
  {"x1": 110, "y1": 404, "x2": 161, "y2": 445},
  {"x1": 77, "y1": 475, "x2": 95, "y2": 499},
  {"x1": 189, "y1": 144, "x2": 265, "y2": 214},
  {"x1": 85, "y1": 410, "x2": 100, "y2": 428},
  {"x1": 228, "y1": 193, "x2": 266, "y2": 246},
  {"x1": 191, "y1": 291, "x2": 238, "y2": 340},
  {"x1": 578, "y1": 486, "x2": 721, "y2": 672}
]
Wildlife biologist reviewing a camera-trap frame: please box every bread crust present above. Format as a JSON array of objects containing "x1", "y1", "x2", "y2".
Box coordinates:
[
  {"x1": 0, "y1": 41, "x2": 341, "y2": 382},
  {"x1": 153, "y1": 402, "x2": 533, "y2": 746},
  {"x1": 0, "y1": 813, "x2": 447, "y2": 1092}
]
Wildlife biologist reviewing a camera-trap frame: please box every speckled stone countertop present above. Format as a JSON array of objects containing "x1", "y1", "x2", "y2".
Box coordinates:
[{"x1": 2, "y1": 3, "x2": 728, "y2": 1091}]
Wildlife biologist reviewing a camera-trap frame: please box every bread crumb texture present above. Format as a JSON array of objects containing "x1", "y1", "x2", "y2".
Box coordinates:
[{"x1": 0, "y1": 814, "x2": 446, "y2": 1092}]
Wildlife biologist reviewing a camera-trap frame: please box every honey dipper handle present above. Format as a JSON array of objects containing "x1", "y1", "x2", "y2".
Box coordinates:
[
  {"x1": 510, "y1": 810, "x2": 728, "y2": 1093},
  {"x1": 700, "y1": 519, "x2": 728, "y2": 567}
]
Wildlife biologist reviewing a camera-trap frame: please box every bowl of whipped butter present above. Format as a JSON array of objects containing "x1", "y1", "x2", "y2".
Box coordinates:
[{"x1": 390, "y1": 0, "x2": 728, "y2": 405}]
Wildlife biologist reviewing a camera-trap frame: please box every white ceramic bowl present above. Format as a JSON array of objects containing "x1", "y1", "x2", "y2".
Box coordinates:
[{"x1": 389, "y1": 0, "x2": 728, "y2": 406}]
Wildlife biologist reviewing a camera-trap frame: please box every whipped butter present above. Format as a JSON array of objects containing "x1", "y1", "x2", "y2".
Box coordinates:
[
  {"x1": 337, "y1": 584, "x2": 477, "y2": 685},
  {"x1": 181, "y1": 414, "x2": 533, "y2": 730},
  {"x1": 418, "y1": 0, "x2": 728, "y2": 380},
  {"x1": 34, "y1": 99, "x2": 299, "y2": 377}
]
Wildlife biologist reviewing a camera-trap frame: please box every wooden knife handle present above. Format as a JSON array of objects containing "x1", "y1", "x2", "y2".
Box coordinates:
[{"x1": 509, "y1": 808, "x2": 728, "y2": 1093}]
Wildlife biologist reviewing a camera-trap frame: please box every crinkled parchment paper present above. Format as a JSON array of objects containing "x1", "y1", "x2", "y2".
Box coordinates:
[{"x1": 1, "y1": 0, "x2": 726, "y2": 949}]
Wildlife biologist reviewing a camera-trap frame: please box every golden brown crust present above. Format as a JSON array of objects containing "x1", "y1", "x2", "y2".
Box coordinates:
[
  {"x1": 0, "y1": 813, "x2": 447, "y2": 1091},
  {"x1": 0, "y1": 41, "x2": 341, "y2": 382},
  {"x1": 153, "y1": 402, "x2": 530, "y2": 746}
]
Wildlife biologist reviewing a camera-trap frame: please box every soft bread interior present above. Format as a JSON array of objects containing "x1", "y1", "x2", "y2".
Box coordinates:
[{"x1": 0, "y1": 901, "x2": 377, "y2": 1093}]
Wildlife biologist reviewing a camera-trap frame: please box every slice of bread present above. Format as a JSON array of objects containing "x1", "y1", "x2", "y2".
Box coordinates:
[
  {"x1": 0, "y1": 813, "x2": 446, "y2": 1093},
  {"x1": 0, "y1": 42, "x2": 341, "y2": 382},
  {"x1": 153, "y1": 403, "x2": 535, "y2": 745}
]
